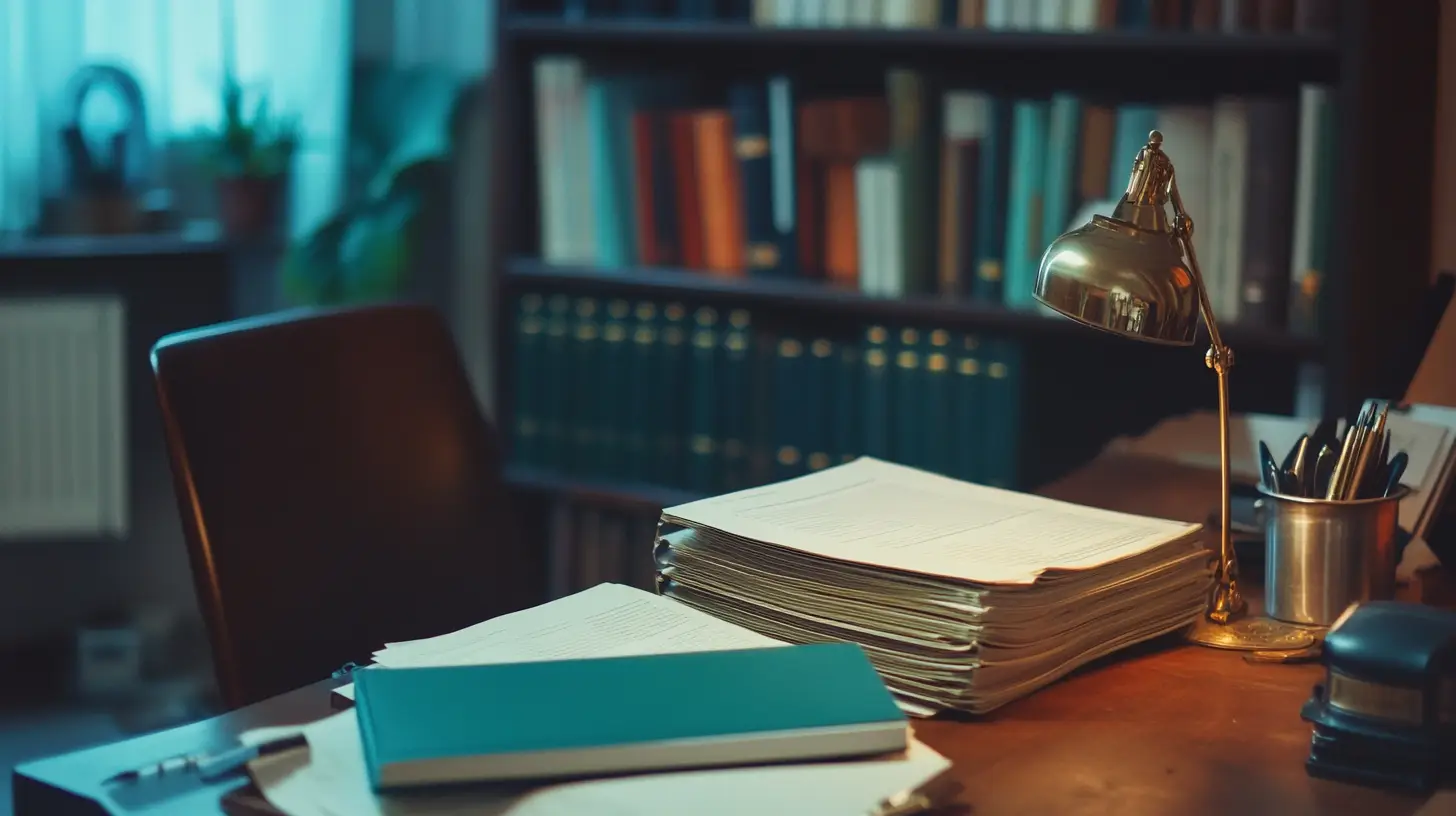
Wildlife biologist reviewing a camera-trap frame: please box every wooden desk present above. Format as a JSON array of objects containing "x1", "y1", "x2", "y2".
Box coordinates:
[{"x1": 11, "y1": 456, "x2": 1441, "y2": 815}]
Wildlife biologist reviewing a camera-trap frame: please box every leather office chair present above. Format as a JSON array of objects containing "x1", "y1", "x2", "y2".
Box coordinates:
[{"x1": 151, "y1": 304, "x2": 534, "y2": 709}]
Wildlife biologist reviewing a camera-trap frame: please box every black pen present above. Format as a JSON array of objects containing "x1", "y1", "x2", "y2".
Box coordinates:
[{"x1": 104, "y1": 733, "x2": 308, "y2": 784}]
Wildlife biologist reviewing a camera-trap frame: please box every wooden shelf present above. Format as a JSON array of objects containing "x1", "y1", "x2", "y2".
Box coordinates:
[
  {"x1": 506, "y1": 257, "x2": 1327, "y2": 360},
  {"x1": 505, "y1": 464, "x2": 704, "y2": 511},
  {"x1": 503, "y1": 19, "x2": 1340, "y2": 91}
]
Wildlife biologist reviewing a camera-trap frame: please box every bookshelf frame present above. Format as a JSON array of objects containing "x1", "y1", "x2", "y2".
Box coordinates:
[{"x1": 486, "y1": 0, "x2": 1441, "y2": 510}]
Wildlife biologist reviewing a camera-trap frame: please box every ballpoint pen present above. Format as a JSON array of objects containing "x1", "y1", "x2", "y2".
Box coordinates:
[
  {"x1": 104, "y1": 733, "x2": 308, "y2": 784},
  {"x1": 869, "y1": 788, "x2": 936, "y2": 816}
]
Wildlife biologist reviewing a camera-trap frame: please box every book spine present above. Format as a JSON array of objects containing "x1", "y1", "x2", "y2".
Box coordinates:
[
  {"x1": 922, "y1": 329, "x2": 954, "y2": 476},
  {"x1": 598, "y1": 299, "x2": 632, "y2": 475},
  {"x1": 719, "y1": 308, "x2": 752, "y2": 491},
  {"x1": 767, "y1": 76, "x2": 799, "y2": 278},
  {"x1": 832, "y1": 340, "x2": 861, "y2": 465},
  {"x1": 862, "y1": 325, "x2": 893, "y2": 458},
  {"x1": 806, "y1": 337, "x2": 835, "y2": 472},
  {"x1": 887, "y1": 69, "x2": 936, "y2": 296},
  {"x1": 694, "y1": 111, "x2": 748, "y2": 276},
  {"x1": 655, "y1": 303, "x2": 691, "y2": 486},
  {"x1": 893, "y1": 327, "x2": 923, "y2": 468},
  {"x1": 986, "y1": 338, "x2": 1022, "y2": 488},
  {"x1": 774, "y1": 335, "x2": 806, "y2": 480},
  {"x1": 513, "y1": 293, "x2": 546, "y2": 466},
  {"x1": 729, "y1": 82, "x2": 783, "y2": 277},
  {"x1": 972, "y1": 96, "x2": 1012, "y2": 303},
  {"x1": 625, "y1": 301, "x2": 659, "y2": 482},
  {"x1": 569, "y1": 297, "x2": 603, "y2": 475},
  {"x1": 1238, "y1": 96, "x2": 1298, "y2": 328},
  {"x1": 668, "y1": 113, "x2": 706, "y2": 269},
  {"x1": 952, "y1": 333, "x2": 985, "y2": 483},
  {"x1": 688, "y1": 306, "x2": 721, "y2": 493},
  {"x1": 541, "y1": 294, "x2": 573, "y2": 471}
]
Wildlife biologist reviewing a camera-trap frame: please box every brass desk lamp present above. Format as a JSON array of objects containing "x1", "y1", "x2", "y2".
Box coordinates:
[{"x1": 1034, "y1": 130, "x2": 1311, "y2": 651}]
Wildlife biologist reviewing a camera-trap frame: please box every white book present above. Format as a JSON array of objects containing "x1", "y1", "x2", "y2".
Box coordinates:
[
  {"x1": 823, "y1": 0, "x2": 851, "y2": 26},
  {"x1": 880, "y1": 0, "x2": 914, "y2": 27},
  {"x1": 983, "y1": 0, "x2": 1011, "y2": 27},
  {"x1": 848, "y1": 0, "x2": 879, "y2": 25},
  {"x1": 1209, "y1": 96, "x2": 1248, "y2": 322},
  {"x1": 1064, "y1": 0, "x2": 1098, "y2": 30},
  {"x1": 1037, "y1": 0, "x2": 1067, "y2": 29},
  {"x1": 532, "y1": 60, "x2": 571, "y2": 264},
  {"x1": 855, "y1": 159, "x2": 882, "y2": 296},
  {"x1": 798, "y1": 0, "x2": 827, "y2": 26},
  {"x1": 1008, "y1": 0, "x2": 1038, "y2": 28},
  {"x1": 879, "y1": 163, "x2": 905, "y2": 297}
]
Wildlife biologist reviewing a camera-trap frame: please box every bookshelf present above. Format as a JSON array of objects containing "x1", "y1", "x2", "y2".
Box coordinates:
[{"x1": 488, "y1": 0, "x2": 1440, "y2": 516}]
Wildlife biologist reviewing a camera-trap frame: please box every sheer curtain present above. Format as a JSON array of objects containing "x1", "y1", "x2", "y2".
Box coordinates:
[{"x1": 0, "y1": 0, "x2": 351, "y2": 238}]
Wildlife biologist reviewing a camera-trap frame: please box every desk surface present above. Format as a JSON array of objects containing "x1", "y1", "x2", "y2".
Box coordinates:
[{"x1": 11, "y1": 456, "x2": 1442, "y2": 815}]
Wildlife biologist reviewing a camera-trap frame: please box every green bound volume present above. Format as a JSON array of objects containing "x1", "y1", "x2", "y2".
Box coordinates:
[
  {"x1": 512, "y1": 293, "x2": 546, "y2": 466},
  {"x1": 805, "y1": 337, "x2": 834, "y2": 473},
  {"x1": 354, "y1": 643, "x2": 907, "y2": 791},
  {"x1": 773, "y1": 335, "x2": 806, "y2": 481},
  {"x1": 719, "y1": 309, "x2": 752, "y2": 492},
  {"x1": 921, "y1": 329, "x2": 953, "y2": 477},
  {"x1": 861, "y1": 325, "x2": 892, "y2": 459},
  {"x1": 541, "y1": 295, "x2": 573, "y2": 470},
  {"x1": 567, "y1": 298, "x2": 603, "y2": 475},
  {"x1": 687, "y1": 306, "x2": 720, "y2": 493},
  {"x1": 624, "y1": 302, "x2": 658, "y2": 482},
  {"x1": 598, "y1": 299, "x2": 632, "y2": 477},
  {"x1": 892, "y1": 327, "x2": 923, "y2": 468},
  {"x1": 655, "y1": 303, "x2": 690, "y2": 486}
]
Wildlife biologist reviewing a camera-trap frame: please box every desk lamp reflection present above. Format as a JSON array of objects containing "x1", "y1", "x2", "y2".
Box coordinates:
[{"x1": 1033, "y1": 130, "x2": 1310, "y2": 651}]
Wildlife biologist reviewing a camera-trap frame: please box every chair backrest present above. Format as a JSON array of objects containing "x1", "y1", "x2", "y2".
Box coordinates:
[{"x1": 151, "y1": 304, "x2": 533, "y2": 708}]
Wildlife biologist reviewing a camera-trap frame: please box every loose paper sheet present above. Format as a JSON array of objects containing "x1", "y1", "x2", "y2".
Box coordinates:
[
  {"x1": 335, "y1": 583, "x2": 786, "y2": 700},
  {"x1": 661, "y1": 458, "x2": 1199, "y2": 585},
  {"x1": 251, "y1": 711, "x2": 951, "y2": 816}
]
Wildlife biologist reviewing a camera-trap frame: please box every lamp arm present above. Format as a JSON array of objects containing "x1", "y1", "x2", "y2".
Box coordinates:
[
  {"x1": 1166, "y1": 173, "x2": 1229, "y2": 362},
  {"x1": 1166, "y1": 169, "x2": 1246, "y2": 625}
]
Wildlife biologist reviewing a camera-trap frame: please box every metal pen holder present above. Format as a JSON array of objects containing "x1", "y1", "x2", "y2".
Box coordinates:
[{"x1": 1257, "y1": 485, "x2": 1410, "y2": 627}]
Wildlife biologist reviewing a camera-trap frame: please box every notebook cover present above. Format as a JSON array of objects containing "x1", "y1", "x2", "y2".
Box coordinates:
[{"x1": 353, "y1": 643, "x2": 904, "y2": 790}]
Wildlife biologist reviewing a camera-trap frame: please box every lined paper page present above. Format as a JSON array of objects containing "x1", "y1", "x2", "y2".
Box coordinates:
[
  {"x1": 663, "y1": 457, "x2": 1200, "y2": 585},
  {"x1": 333, "y1": 585, "x2": 785, "y2": 702},
  {"x1": 374, "y1": 583, "x2": 784, "y2": 668}
]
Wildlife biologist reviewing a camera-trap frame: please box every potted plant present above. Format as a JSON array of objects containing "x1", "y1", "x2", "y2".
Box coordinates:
[{"x1": 203, "y1": 77, "x2": 299, "y2": 239}]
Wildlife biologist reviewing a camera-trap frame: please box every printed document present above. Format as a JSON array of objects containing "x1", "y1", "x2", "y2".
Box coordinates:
[{"x1": 334, "y1": 583, "x2": 784, "y2": 700}]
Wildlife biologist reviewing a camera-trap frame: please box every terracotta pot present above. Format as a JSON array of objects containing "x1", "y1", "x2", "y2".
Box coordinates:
[{"x1": 216, "y1": 175, "x2": 288, "y2": 239}]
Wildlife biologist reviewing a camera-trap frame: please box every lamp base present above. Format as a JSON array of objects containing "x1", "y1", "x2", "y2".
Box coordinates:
[{"x1": 1184, "y1": 615, "x2": 1319, "y2": 651}]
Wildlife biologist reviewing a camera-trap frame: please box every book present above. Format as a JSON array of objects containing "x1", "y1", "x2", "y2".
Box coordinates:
[
  {"x1": 353, "y1": 643, "x2": 907, "y2": 790},
  {"x1": 248, "y1": 708, "x2": 949, "y2": 816},
  {"x1": 655, "y1": 456, "x2": 1213, "y2": 715}
]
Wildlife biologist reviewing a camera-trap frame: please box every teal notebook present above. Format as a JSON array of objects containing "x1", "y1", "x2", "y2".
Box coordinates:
[{"x1": 353, "y1": 643, "x2": 906, "y2": 791}]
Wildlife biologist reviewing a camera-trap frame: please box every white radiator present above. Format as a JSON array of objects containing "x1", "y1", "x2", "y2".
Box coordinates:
[{"x1": 0, "y1": 297, "x2": 128, "y2": 538}]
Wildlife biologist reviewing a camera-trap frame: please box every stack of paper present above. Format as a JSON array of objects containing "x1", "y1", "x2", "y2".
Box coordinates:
[{"x1": 654, "y1": 457, "x2": 1214, "y2": 716}]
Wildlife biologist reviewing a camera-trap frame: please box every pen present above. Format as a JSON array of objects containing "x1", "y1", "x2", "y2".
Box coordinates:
[
  {"x1": 869, "y1": 788, "x2": 935, "y2": 816},
  {"x1": 104, "y1": 733, "x2": 308, "y2": 784}
]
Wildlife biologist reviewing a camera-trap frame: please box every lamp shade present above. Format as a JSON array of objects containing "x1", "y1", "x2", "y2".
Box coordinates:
[
  {"x1": 1033, "y1": 130, "x2": 1201, "y2": 346},
  {"x1": 1032, "y1": 213, "x2": 1199, "y2": 346}
]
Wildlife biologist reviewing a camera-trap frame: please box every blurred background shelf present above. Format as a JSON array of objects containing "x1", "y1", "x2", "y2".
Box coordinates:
[{"x1": 506, "y1": 257, "x2": 1328, "y2": 360}]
